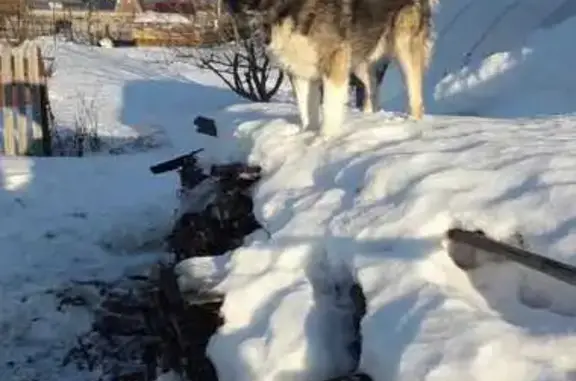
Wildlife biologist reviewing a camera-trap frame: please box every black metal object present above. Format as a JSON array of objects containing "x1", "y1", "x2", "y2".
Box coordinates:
[
  {"x1": 39, "y1": 83, "x2": 53, "y2": 156},
  {"x1": 150, "y1": 149, "x2": 209, "y2": 190},
  {"x1": 194, "y1": 116, "x2": 218, "y2": 137},
  {"x1": 447, "y1": 228, "x2": 576, "y2": 288},
  {"x1": 149, "y1": 149, "x2": 204, "y2": 175}
]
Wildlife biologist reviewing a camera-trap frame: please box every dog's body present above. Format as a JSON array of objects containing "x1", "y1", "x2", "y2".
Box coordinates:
[{"x1": 228, "y1": 0, "x2": 437, "y2": 136}]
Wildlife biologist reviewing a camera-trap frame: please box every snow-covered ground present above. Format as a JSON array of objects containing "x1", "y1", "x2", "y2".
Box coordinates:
[
  {"x1": 0, "y1": 42, "x2": 248, "y2": 381},
  {"x1": 2, "y1": 0, "x2": 576, "y2": 380}
]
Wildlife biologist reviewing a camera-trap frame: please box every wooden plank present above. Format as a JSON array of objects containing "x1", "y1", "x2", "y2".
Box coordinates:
[
  {"x1": 27, "y1": 44, "x2": 44, "y2": 143},
  {"x1": 0, "y1": 49, "x2": 3, "y2": 107},
  {"x1": 1, "y1": 46, "x2": 16, "y2": 156},
  {"x1": 36, "y1": 46, "x2": 51, "y2": 156},
  {"x1": 447, "y1": 228, "x2": 576, "y2": 288},
  {"x1": 13, "y1": 44, "x2": 29, "y2": 155}
]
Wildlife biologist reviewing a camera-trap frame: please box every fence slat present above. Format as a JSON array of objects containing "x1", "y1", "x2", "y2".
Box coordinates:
[
  {"x1": 36, "y1": 46, "x2": 52, "y2": 156},
  {"x1": 1, "y1": 47, "x2": 16, "y2": 156},
  {"x1": 27, "y1": 45, "x2": 44, "y2": 141},
  {"x1": 13, "y1": 44, "x2": 30, "y2": 154}
]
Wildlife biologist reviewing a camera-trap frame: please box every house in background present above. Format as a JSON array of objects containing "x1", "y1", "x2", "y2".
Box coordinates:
[
  {"x1": 25, "y1": 0, "x2": 220, "y2": 14},
  {"x1": 114, "y1": 0, "x2": 143, "y2": 12},
  {"x1": 147, "y1": 0, "x2": 195, "y2": 14},
  {"x1": 0, "y1": 0, "x2": 26, "y2": 14},
  {"x1": 27, "y1": 0, "x2": 116, "y2": 11},
  {"x1": 144, "y1": 0, "x2": 218, "y2": 14}
]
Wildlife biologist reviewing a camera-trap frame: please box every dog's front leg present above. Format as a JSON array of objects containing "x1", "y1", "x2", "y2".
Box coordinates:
[
  {"x1": 289, "y1": 74, "x2": 321, "y2": 131},
  {"x1": 321, "y1": 47, "x2": 351, "y2": 136},
  {"x1": 395, "y1": 37, "x2": 425, "y2": 120}
]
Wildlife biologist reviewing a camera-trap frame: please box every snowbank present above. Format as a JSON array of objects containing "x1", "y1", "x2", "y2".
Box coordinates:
[
  {"x1": 434, "y1": 13, "x2": 576, "y2": 117},
  {"x1": 202, "y1": 111, "x2": 576, "y2": 381}
]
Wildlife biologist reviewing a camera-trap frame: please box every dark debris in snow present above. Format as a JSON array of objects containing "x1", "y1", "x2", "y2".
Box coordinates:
[{"x1": 59, "y1": 152, "x2": 262, "y2": 381}]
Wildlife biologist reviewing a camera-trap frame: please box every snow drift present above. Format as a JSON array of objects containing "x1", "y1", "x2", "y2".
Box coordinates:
[{"x1": 202, "y1": 111, "x2": 576, "y2": 381}]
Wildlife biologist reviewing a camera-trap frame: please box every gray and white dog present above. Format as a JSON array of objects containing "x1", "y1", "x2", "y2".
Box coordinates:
[{"x1": 227, "y1": 0, "x2": 437, "y2": 136}]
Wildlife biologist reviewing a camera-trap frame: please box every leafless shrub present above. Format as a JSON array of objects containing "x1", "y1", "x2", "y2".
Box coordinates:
[
  {"x1": 185, "y1": 15, "x2": 284, "y2": 102},
  {"x1": 73, "y1": 96, "x2": 102, "y2": 156},
  {"x1": 52, "y1": 94, "x2": 103, "y2": 157}
]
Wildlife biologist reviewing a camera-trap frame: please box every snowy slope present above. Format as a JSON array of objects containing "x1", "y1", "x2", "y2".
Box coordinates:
[
  {"x1": 433, "y1": 10, "x2": 576, "y2": 117},
  {"x1": 205, "y1": 110, "x2": 576, "y2": 381}
]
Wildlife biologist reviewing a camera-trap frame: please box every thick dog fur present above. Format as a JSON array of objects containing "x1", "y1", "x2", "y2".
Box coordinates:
[{"x1": 228, "y1": 0, "x2": 437, "y2": 136}]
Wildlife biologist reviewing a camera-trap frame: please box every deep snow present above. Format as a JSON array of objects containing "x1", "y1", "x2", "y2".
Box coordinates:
[
  {"x1": 2, "y1": 0, "x2": 576, "y2": 380},
  {"x1": 207, "y1": 112, "x2": 576, "y2": 381}
]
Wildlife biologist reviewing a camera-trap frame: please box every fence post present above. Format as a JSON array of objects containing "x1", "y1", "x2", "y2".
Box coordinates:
[
  {"x1": 13, "y1": 43, "x2": 29, "y2": 154},
  {"x1": 1, "y1": 46, "x2": 16, "y2": 155},
  {"x1": 36, "y1": 45, "x2": 52, "y2": 156},
  {"x1": 27, "y1": 44, "x2": 48, "y2": 149}
]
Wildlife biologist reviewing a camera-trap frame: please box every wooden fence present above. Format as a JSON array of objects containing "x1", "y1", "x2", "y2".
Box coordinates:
[
  {"x1": 0, "y1": 42, "x2": 51, "y2": 156},
  {"x1": 1, "y1": 11, "x2": 135, "y2": 44},
  {"x1": 1, "y1": 9, "x2": 232, "y2": 47}
]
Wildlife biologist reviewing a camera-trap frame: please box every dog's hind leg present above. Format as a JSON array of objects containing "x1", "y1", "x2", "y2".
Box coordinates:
[
  {"x1": 290, "y1": 74, "x2": 321, "y2": 131},
  {"x1": 395, "y1": 35, "x2": 426, "y2": 120},
  {"x1": 321, "y1": 46, "x2": 351, "y2": 136},
  {"x1": 353, "y1": 61, "x2": 388, "y2": 113}
]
